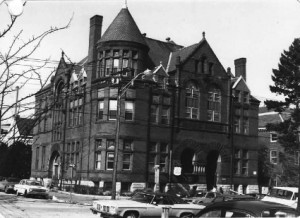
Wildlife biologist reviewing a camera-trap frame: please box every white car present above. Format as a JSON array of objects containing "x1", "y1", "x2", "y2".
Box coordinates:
[
  {"x1": 14, "y1": 179, "x2": 49, "y2": 198},
  {"x1": 90, "y1": 192, "x2": 205, "y2": 218}
]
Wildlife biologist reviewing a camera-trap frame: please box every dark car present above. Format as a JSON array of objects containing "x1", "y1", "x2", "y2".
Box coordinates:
[
  {"x1": 0, "y1": 177, "x2": 20, "y2": 193},
  {"x1": 195, "y1": 200, "x2": 299, "y2": 217}
]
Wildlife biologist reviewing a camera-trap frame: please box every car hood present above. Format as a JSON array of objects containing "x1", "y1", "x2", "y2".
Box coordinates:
[{"x1": 93, "y1": 199, "x2": 148, "y2": 207}]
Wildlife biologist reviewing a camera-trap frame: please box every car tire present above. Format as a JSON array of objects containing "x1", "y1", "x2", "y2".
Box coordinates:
[
  {"x1": 180, "y1": 213, "x2": 194, "y2": 218},
  {"x1": 24, "y1": 190, "x2": 28, "y2": 197},
  {"x1": 123, "y1": 211, "x2": 139, "y2": 218}
]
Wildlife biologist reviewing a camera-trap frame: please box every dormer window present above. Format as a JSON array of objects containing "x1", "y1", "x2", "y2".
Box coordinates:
[{"x1": 243, "y1": 92, "x2": 249, "y2": 104}]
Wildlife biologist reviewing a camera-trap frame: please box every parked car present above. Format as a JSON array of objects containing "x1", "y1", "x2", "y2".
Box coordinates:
[
  {"x1": 195, "y1": 200, "x2": 300, "y2": 217},
  {"x1": 14, "y1": 179, "x2": 49, "y2": 198},
  {"x1": 261, "y1": 187, "x2": 298, "y2": 209},
  {"x1": 191, "y1": 191, "x2": 255, "y2": 205},
  {"x1": 90, "y1": 192, "x2": 205, "y2": 218},
  {"x1": 0, "y1": 177, "x2": 20, "y2": 193}
]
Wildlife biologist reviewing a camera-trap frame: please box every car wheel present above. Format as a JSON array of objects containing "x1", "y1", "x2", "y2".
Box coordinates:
[
  {"x1": 123, "y1": 211, "x2": 139, "y2": 218},
  {"x1": 180, "y1": 213, "x2": 194, "y2": 218},
  {"x1": 24, "y1": 190, "x2": 27, "y2": 197}
]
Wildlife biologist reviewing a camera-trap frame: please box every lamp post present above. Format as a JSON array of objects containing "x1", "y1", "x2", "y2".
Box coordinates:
[
  {"x1": 111, "y1": 69, "x2": 154, "y2": 200},
  {"x1": 0, "y1": 0, "x2": 24, "y2": 17}
]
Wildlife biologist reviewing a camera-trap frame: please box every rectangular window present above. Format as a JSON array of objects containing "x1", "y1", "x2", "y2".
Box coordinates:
[
  {"x1": 95, "y1": 153, "x2": 101, "y2": 170},
  {"x1": 234, "y1": 117, "x2": 240, "y2": 133},
  {"x1": 241, "y1": 160, "x2": 248, "y2": 175},
  {"x1": 152, "y1": 95, "x2": 160, "y2": 104},
  {"x1": 106, "y1": 152, "x2": 114, "y2": 170},
  {"x1": 105, "y1": 59, "x2": 112, "y2": 76},
  {"x1": 78, "y1": 106, "x2": 82, "y2": 124},
  {"x1": 270, "y1": 133, "x2": 278, "y2": 142},
  {"x1": 109, "y1": 100, "x2": 117, "y2": 120},
  {"x1": 113, "y1": 58, "x2": 120, "y2": 73},
  {"x1": 161, "y1": 107, "x2": 169, "y2": 125},
  {"x1": 106, "y1": 139, "x2": 115, "y2": 150},
  {"x1": 150, "y1": 142, "x2": 157, "y2": 152},
  {"x1": 125, "y1": 101, "x2": 134, "y2": 121},
  {"x1": 243, "y1": 118, "x2": 249, "y2": 135},
  {"x1": 235, "y1": 90, "x2": 241, "y2": 102},
  {"x1": 98, "y1": 101, "x2": 104, "y2": 120},
  {"x1": 95, "y1": 139, "x2": 103, "y2": 150},
  {"x1": 163, "y1": 96, "x2": 171, "y2": 105},
  {"x1": 35, "y1": 147, "x2": 40, "y2": 169},
  {"x1": 41, "y1": 146, "x2": 45, "y2": 169},
  {"x1": 151, "y1": 105, "x2": 158, "y2": 123},
  {"x1": 270, "y1": 150, "x2": 278, "y2": 164},
  {"x1": 160, "y1": 143, "x2": 168, "y2": 153},
  {"x1": 122, "y1": 153, "x2": 131, "y2": 170},
  {"x1": 243, "y1": 92, "x2": 249, "y2": 103},
  {"x1": 122, "y1": 59, "x2": 129, "y2": 70},
  {"x1": 148, "y1": 154, "x2": 156, "y2": 172},
  {"x1": 123, "y1": 140, "x2": 132, "y2": 150}
]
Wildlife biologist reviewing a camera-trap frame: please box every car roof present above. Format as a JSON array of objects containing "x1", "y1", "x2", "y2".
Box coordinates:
[
  {"x1": 203, "y1": 200, "x2": 297, "y2": 213},
  {"x1": 272, "y1": 187, "x2": 298, "y2": 192}
]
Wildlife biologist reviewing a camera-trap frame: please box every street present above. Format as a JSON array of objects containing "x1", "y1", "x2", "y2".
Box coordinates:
[{"x1": 0, "y1": 192, "x2": 96, "y2": 218}]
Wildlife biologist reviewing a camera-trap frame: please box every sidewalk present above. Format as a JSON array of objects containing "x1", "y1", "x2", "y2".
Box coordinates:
[{"x1": 49, "y1": 190, "x2": 129, "y2": 206}]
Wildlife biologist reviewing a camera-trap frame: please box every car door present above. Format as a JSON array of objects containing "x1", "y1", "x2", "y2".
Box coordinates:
[{"x1": 144, "y1": 195, "x2": 173, "y2": 218}]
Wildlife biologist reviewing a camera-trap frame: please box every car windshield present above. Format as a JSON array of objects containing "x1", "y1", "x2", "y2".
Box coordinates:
[
  {"x1": 269, "y1": 189, "x2": 295, "y2": 200},
  {"x1": 26, "y1": 180, "x2": 42, "y2": 186},
  {"x1": 130, "y1": 193, "x2": 155, "y2": 203}
]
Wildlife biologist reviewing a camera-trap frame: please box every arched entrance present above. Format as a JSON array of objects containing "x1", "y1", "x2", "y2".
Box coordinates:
[
  {"x1": 49, "y1": 151, "x2": 61, "y2": 179},
  {"x1": 206, "y1": 150, "x2": 220, "y2": 190},
  {"x1": 181, "y1": 148, "x2": 194, "y2": 173}
]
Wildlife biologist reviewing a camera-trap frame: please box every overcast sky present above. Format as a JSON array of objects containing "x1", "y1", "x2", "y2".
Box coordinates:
[{"x1": 1, "y1": 0, "x2": 300, "y2": 114}]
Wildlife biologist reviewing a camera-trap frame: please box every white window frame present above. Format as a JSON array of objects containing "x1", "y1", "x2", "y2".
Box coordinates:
[
  {"x1": 109, "y1": 100, "x2": 117, "y2": 120},
  {"x1": 270, "y1": 133, "x2": 278, "y2": 142},
  {"x1": 270, "y1": 150, "x2": 278, "y2": 164},
  {"x1": 207, "y1": 89, "x2": 221, "y2": 122},
  {"x1": 95, "y1": 152, "x2": 101, "y2": 170},
  {"x1": 125, "y1": 101, "x2": 134, "y2": 121},
  {"x1": 185, "y1": 84, "x2": 199, "y2": 119},
  {"x1": 106, "y1": 152, "x2": 114, "y2": 170}
]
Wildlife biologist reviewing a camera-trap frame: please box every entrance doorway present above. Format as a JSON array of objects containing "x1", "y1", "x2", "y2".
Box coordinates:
[
  {"x1": 181, "y1": 148, "x2": 194, "y2": 173},
  {"x1": 49, "y1": 151, "x2": 61, "y2": 179},
  {"x1": 206, "y1": 150, "x2": 220, "y2": 190}
]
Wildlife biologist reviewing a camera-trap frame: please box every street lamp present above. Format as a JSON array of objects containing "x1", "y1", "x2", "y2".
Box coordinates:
[
  {"x1": 0, "y1": 0, "x2": 24, "y2": 17},
  {"x1": 111, "y1": 69, "x2": 154, "y2": 200}
]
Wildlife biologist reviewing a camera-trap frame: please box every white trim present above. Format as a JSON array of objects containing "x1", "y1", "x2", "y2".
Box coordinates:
[{"x1": 232, "y1": 75, "x2": 251, "y2": 92}]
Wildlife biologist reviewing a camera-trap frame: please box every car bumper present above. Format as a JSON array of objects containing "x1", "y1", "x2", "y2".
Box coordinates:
[
  {"x1": 90, "y1": 208, "x2": 121, "y2": 218},
  {"x1": 28, "y1": 191, "x2": 48, "y2": 196}
]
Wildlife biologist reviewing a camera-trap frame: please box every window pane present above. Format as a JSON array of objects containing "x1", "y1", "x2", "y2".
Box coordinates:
[{"x1": 107, "y1": 152, "x2": 114, "y2": 170}]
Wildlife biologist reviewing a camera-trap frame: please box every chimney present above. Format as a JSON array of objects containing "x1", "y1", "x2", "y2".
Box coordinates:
[
  {"x1": 234, "y1": 58, "x2": 246, "y2": 81},
  {"x1": 88, "y1": 15, "x2": 103, "y2": 83}
]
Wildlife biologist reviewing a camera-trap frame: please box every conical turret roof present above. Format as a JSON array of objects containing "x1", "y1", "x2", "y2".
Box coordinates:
[{"x1": 99, "y1": 7, "x2": 147, "y2": 46}]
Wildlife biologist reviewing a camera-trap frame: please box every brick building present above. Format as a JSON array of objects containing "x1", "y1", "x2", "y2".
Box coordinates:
[{"x1": 31, "y1": 6, "x2": 260, "y2": 194}]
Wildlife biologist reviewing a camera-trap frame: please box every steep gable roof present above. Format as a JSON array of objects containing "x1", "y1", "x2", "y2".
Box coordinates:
[
  {"x1": 15, "y1": 116, "x2": 34, "y2": 136},
  {"x1": 144, "y1": 37, "x2": 183, "y2": 68},
  {"x1": 99, "y1": 7, "x2": 147, "y2": 46}
]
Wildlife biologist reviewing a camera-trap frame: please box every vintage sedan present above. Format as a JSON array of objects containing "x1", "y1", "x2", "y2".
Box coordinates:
[
  {"x1": 0, "y1": 177, "x2": 20, "y2": 193},
  {"x1": 14, "y1": 179, "x2": 49, "y2": 198},
  {"x1": 195, "y1": 200, "x2": 300, "y2": 217},
  {"x1": 91, "y1": 192, "x2": 205, "y2": 218}
]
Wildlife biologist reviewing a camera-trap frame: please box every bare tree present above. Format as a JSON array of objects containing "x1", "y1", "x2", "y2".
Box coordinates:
[{"x1": 0, "y1": 5, "x2": 72, "y2": 144}]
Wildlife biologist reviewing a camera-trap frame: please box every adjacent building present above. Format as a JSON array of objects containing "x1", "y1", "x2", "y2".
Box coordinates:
[{"x1": 31, "y1": 6, "x2": 260, "y2": 194}]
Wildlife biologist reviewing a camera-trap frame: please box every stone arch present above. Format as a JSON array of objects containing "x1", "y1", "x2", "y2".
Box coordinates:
[{"x1": 48, "y1": 149, "x2": 61, "y2": 179}]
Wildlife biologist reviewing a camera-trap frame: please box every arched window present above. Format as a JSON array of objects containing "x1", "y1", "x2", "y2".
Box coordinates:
[
  {"x1": 53, "y1": 81, "x2": 64, "y2": 141},
  {"x1": 207, "y1": 88, "x2": 221, "y2": 122},
  {"x1": 185, "y1": 82, "x2": 199, "y2": 119}
]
